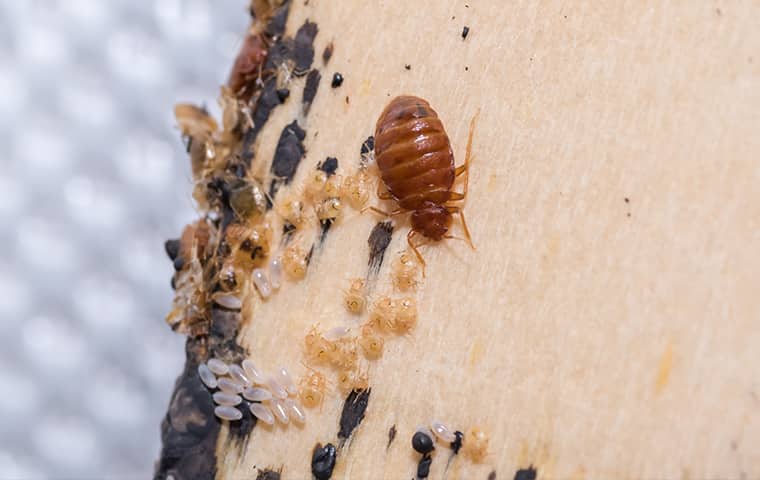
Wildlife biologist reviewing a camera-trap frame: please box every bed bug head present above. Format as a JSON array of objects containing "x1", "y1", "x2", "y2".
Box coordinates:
[{"x1": 411, "y1": 203, "x2": 452, "y2": 241}]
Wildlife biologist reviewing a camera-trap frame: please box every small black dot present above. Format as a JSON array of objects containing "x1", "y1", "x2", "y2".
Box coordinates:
[
  {"x1": 624, "y1": 197, "x2": 630, "y2": 203},
  {"x1": 276, "y1": 88, "x2": 290, "y2": 102},
  {"x1": 404, "y1": 64, "x2": 411, "y2": 70},
  {"x1": 465, "y1": 66, "x2": 469, "y2": 71},
  {"x1": 627, "y1": 212, "x2": 631, "y2": 217},
  {"x1": 331, "y1": 72, "x2": 344, "y2": 88},
  {"x1": 345, "y1": 96, "x2": 350, "y2": 104},
  {"x1": 462, "y1": 26, "x2": 470, "y2": 39}
]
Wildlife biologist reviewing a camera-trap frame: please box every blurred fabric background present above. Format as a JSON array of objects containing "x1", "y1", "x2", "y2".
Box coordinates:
[{"x1": 0, "y1": 0, "x2": 247, "y2": 477}]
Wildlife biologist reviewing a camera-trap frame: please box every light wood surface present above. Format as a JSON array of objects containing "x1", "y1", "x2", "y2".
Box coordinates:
[{"x1": 216, "y1": 1, "x2": 760, "y2": 478}]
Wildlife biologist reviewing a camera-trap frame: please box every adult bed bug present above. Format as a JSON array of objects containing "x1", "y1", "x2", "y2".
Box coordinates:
[{"x1": 371, "y1": 95, "x2": 478, "y2": 266}]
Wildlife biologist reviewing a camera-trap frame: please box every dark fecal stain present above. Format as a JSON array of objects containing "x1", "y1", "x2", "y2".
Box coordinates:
[
  {"x1": 331, "y1": 72, "x2": 344, "y2": 88},
  {"x1": 265, "y1": 1, "x2": 290, "y2": 37},
  {"x1": 465, "y1": 66, "x2": 469, "y2": 71},
  {"x1": 412, "y1": 431, "x2": 434, "y2": 454},
  {"x1": 462, "y1": 26, "x2": 470, "y2": 39},
  {"x1": 627, "y1": 212, "x2": 631, "y2": 217},
  {"x1": 227, "y1": 398, "x2": 257, "y2": 445},
  {"x1": 276, "y1": 88, "x2": 290, "y2": 102},
  {"x1": 417, "y1": 454, "x2": 433, "y2": 479},
  {"x1": 368, "y1": 221, "x2": 394, "y2": 273},
  {"x1": 293, "y1": 20, "x2": 318, "y2": 76},
  {"x1": 311, "y1": 443, "x2": 337, "y2": 480},
  {"x1": 450, "y1": 430, "x2": 464, "y2": 454},
  {"x1": 320, "y1": 218, "x2": 334, "y2": 243},
  {"x1": 282, "y1": 222, "x2": 297, "y2": 243},
  {"x1": 302, "y1": 69, "x2": 321, "y2": 115},
  {"x1": 338, "y1": 388, "x2": 371, "y2": 442},
  {"x1": 387, "y1": 424, "x2": 397, "y2": 450},
  {"x1": 624, "y1": 197, "x2": 630, "y2": 203},
  {"x1": 268, "y1": 120, "x2": 306, "y2": 200},
  {"x1": 514, "y1": 465, "x2": 537, "y2": 480},
  {"x1": 323, "y1": 42, "x2": 334, "y2": 65},
  {"x1": 173, "y1": 257, "x2": 185, "y2": 272},
  {"x1": 405, "y1": 64, "x2": 411, "y2": 70},
  {"x1": 345, "y1": 95, "x2": 350, "y2": 104},
  {"x1": 256, "y1": 467, "x2": 282, "y2": 480},
  {"x1": 360, "y1": 135, "x2": 375, "y2": 157},
  {"x1": 170, "y1": 276, "x2": 176, "y2": 290},
  {"x1": 165, "y1": 238, "x2": 180, "y2": 261},
  {"x1": 488, "y1": 471, "x2": 497, "y2": 480},
  {"x1": 318, "y1": 157, "x2": 339, "y2": 176}
]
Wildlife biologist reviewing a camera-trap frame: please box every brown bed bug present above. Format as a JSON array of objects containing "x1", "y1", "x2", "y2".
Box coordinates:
[
  {"x1": 227, "y1": 32, "x2": 269, "y2": 100},
  {"x1": 372, "y1": 95, "x2": 478, "y2": 266}
]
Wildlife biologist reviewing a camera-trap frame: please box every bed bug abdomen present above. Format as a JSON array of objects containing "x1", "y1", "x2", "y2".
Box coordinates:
[{"x1": 374, "y1": 96, "x2": 455, "y2": 211}]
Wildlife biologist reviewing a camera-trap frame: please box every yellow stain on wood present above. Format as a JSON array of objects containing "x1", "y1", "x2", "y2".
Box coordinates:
[
  {"x1": 469, "y1": 338, "x2": 485, "y2": 369},
  {"x1": 359, "y1": 79, "x2": 371, "y2": 95},
  {"x1": 655, "y1": 342, "x2": 674, "y2": 394}
]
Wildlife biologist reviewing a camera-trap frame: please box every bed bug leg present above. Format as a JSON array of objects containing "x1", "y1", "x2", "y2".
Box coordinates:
[
  {"x1": 376, "y1": 181, "x2": 394, "y2": 200},
  {"x1": 453, "y1": 110, "x2": 479, "y2": 196},
  {"x1": 407, "y1": 230, "x2": 427, "y2": 274},
  {"x1": 446, "y1": 206, "x2": 474, "y2": 249},
  {"x1": 361, "y1": 205, "x2": 406, "y2": 217}
]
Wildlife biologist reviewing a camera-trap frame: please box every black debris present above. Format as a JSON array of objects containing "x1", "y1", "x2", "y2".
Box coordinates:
[
  {"x1": 322, "y1": 41, "x2": 334, "y2": 65},
  {"x1": 338, "y1": 388, "x2": 371, "y2": 441},
  {"x1": 514, "y1": 465, "x2": 537, "y2": 480},
  {"x1": 412, "y1": 431, "x2": 434, "y2": 454},
  {"x1": 367, "y1": 221, "x2": 394, "y2": 273},
  {"x1": 488, "y1": 471, "x2": 497, "y2": 480},
  {"x1": 276, "y1": 88, "x2": 290, "y2": 102},
  {"x1": 302, "y1": 69, "x2": 321, "y2": 115},
  {"x1": 450, "y1": 430, "x2": 464, "y2": 454},
  {"x1": 164, "y1": 239, "x2": 180, "y2": 261},
  {"x1": 318, "y1": 157, "x2": 339, "y2": 176},
  {"x1": 417, "y1": 454, "x2": 433, "y2": 479},
  {"x1": 331, "y1": 72, "x2": 344, "y2": 88},
  {"x1": 405, "y1": 64, "x2": 411, "y2": 70},
  {"x1": 268, "y1": 121, "x2": 306, "y2": 200},
  {"x1": 462, "y1": 26, "x2": 470, "y2": 39},
  {"x1": 256, "y1": 467, "x2": 281, "y2": 480},
  {"x1": 387, "y1": 425, "x2": 397, "y2": 449},
  {"x1": 311, "y1": 443, "x2": 337, "y2": 480},
  {"x1": 360, "y1": 136, "x2": 375, "y2": 156},
  {"x1": 173, "y1": 257, "x2": 185, "y2": 272},
  {"x1": 264, "y1": 1, "x2": 290, "y2": 38},
  {"x1": 247, "y1": 78, "x2": 281, "y2": 149},
  {"x1": 293, "y1": 20, "x2": 319, "y2": 76}
]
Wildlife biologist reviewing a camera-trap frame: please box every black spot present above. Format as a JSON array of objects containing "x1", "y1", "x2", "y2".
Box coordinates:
[
  {"x1": 311, "y1": 443, "x2": 337, "y2": 480},
  {"x1": 624, "y1": 197, "x2": 630, "y2": 203},
  {"x1": 514, "y1": 465, "x2": 537, "y2": 480},
  {"x1": 361, "y1": 136, "x2": 375, "y2": 156},
  {"x1": 465, "y1": 66, "x2": 469, "y2": 71},
  {"x1": 338, "y1": 388, "x2": 371, "y2": 441},
  {"x1": 320, "y1": 218, "x2": 334, "y2": 243},
  {"x1": 417, "y1": 454, "x2": 433, "y2": 479},
  {"x1": 247, "y1": 78, "x2": 281, "y2": 152},
  {"x1": 256, "y1": 467, "x2": 282, "y2": 480},
  {"x1": 227, "y1": 398, "x2": 257, "y2": 446},
  {"x1": 318, "y1": 157, "x2": 339, "y2": 176},
  {"x1": 282, "y1": 223, "x2": 297, "y2": 243},
  {"x1": 164, "y1": 238, "x2": 180, "y2": 261},
  {"x1": 268, "y1": 121, "x2": 306, "y2": 200},
  {"x1": 276, "y1": 88, "x2": 290, "y2": 102},
  {"x1": 488, "y1": 471, "x2": 497, "y2": 480},
  {"x1": 170, "y1": 276, "x2": 176, "y2": 290},
  {"x1": 462, "y1": 26, "x2": 470, "y2": 39},
  {"x1": 302, "y1": 69, "x2": 321, "y2": 115},
  {"x1": 412, "y1": 431, "x2": 434, "y2": 454},
  {"x1": 173, "y1": 257, "x2": 185, "y2": 272},
  {"x1": 345, "y1": 95, "x2": 350, "y2": 104},
  {"x1": 387, "y1": 425, "x2": 397, "y2": 449},
  {"x1": 322, "y1": 41, "x2": 334, "y2": 65},
  {"x1": 293, "y1": 20, "x2": 319, "y2": 76},
  {"x1": 368, "y1": 221, "x2": 394, "y2": 274},
  {"x1": 405, "y1": 64, "x2": 411, "y2": 70},
  {"x1": 265, "y1": 1, "x2": 290, "y2": 38},
  {"x1": 305, "y1": 244, "x2": 315, "y2": 265},
  {"x1": 450, "y1": 430, "x2": 464, "y2": 454},
  {"x1": 331, "y1": 72, "x2": 344, "y2": 88}
]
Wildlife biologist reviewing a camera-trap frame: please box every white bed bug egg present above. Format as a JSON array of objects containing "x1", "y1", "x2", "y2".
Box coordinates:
[
  {"x1": 206, "y1": 358, "x2": 229, "y2": 375},
  {"x1": 430, "y1": 420, "x2": 457, "y2": 443},
  {"x1": 249, "y1": 402, "x2": 275, "y2": 425},
  {"x1": 324, "y1": 325, "x2": 350, "y2": 341},
  {"x1": 217, "y1": 377, "x2": 244, "y2": 394},
  {"x1": 252, "y1": 268, "x2": 272, "y2": 299},
  {"x1": 284, "y1": 398, "x2": 306, "y2": 424},
  {"x1": 198, "y1": 363, "x2": 218, "y2": 389},
  {"x1": 267, "y1": 376, "x2": 288, "y2": 399},
  {"x1": 243, "y1": 386, "x2": 272, "y2": 402},
  {"x1": 277, "y1": 367, "x2": 298, "y2": 395},
  {"x1": 269, "y1": 257, "x2": 282, "y2": 290},
  {"x1": 228, "y1": 364, "x2": 251, "y2": 386},
  {"x1": 214, "y1": 405, "x2": 243, "y2": 421},
  {"x1": 213, "y1": 391, "x2": 242, "y2": 406},
  {"x1": 271, "y1": 398, "x2": 290, "y2": 424},
  {"x1": 241, "y1": 359, "x2": 266, "y2": 385},
  {"x1": 212, "y1": 293, "x2": 242, "y2": 310}
]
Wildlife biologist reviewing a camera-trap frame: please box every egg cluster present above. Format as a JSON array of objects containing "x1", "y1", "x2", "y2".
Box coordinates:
[{"x1": 198, "y1": 358, "x2": 305, "y2": 426}]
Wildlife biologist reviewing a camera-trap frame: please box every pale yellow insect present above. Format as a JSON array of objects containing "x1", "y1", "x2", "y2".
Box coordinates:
[
  {"x1": 282, "y1": 243, "x2": 308, "y2": 280},
  {"x1": 343, "y1": 278, "x2": 367, "y2": 314},
  {"x1": 358, "y1": 324, "x2": 384, "y2": 359},
  {"x1": 367, "y1": 295, "x2": 396, "y2": 332},
  {"x1": 316, "y1": 197, "x2": 343, "y2": 221},
  {"x1": 392, "y1": 250, "x2": 420, "y2": 291},
  {"x1": 341, "y1": 170, "x2": 370, "y2": 210},
  {"x1": 394, "y1": 297, "x2": 418, "y2": 334},
  {"x1": 298, "y1": 368, "x2": 328, "y2": 409}
]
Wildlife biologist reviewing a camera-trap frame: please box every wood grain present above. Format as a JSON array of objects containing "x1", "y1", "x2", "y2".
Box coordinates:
[{"x1": 211, "y1": 1, "x2": 760, "y2": 478}]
